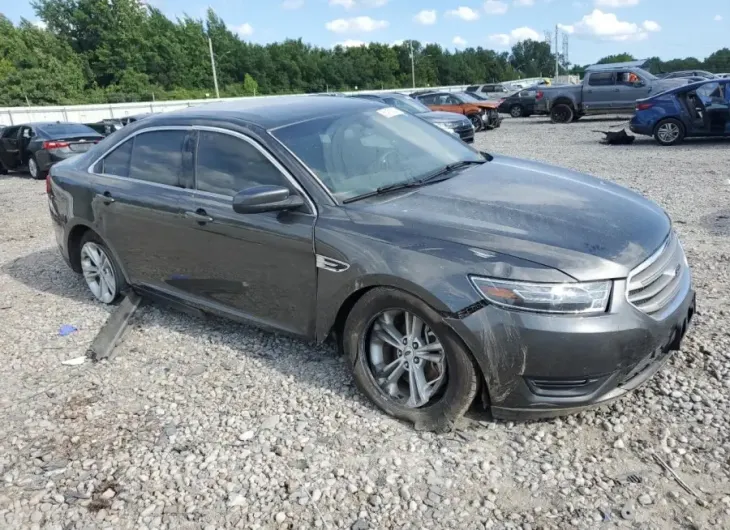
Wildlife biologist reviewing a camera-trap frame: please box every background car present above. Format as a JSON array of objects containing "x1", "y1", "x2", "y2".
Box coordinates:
[
  {"x1": 85, "y1": 119, "x2": 124, "y2": 136},
  {"x1": 497, "y1": 88, "x2": 539, "y2": 118},
  {"x1": 0, "y1": 122, "x2": 103, "y2": 179},
  {"x1": 350, "y1": 92, "x2": 475, "y2": 143},
  {"x1": 465, "y1": 83, "x2": 510, "y2": 99},
  {"x1": 657, "y1": 70, "x2": 717, "y2": 80},
  {"x1": 630, "y1": 78, "x2": 730, "y2": 145},
  {"x1": 414, "y1": 91, "x2": 502, "y2": 131}
]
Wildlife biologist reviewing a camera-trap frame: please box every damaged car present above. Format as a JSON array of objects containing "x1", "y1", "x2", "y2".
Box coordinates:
[
  {"x1": 47, "y1": 96, "x2": 695, "y2": 428},
  {"x1": 413, "y1": 91, "x2": 502, "y2": 131}
]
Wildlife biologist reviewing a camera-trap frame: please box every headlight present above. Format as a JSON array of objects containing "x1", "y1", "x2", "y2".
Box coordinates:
[
  {"x1": 434, "y1": 122, "x2": 455, "y2": 132},
  {"x1": 470, "y1": 276, "x2": 612, "y2": 314}
]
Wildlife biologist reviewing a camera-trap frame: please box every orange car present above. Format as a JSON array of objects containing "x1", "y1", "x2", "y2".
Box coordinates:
[{"x1": 413, "y1": 91, "x2": 503, "y2": 131}]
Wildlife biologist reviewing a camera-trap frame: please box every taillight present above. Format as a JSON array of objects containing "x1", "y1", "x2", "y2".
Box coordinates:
[
  {"x1": 42, "y1": 140, "x2": 70, "y2": 150},
  {"x1": 46, "y1": 173, "x2": 52, "y2": 194},
  {"x1": 636, "y1": 102, "x2": 653, "y2": 111},
  {"x1": 536, "y1": 91, "x2": 543, "y2": 100}
]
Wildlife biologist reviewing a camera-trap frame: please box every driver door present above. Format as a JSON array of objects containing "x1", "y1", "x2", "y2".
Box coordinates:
[
  {"x1": 614, "y1": 70, "x2": 652, "y2": 110},
  {"x1": 0, "y1": 126, "x2": 22, "y2": 170},
  {"x1": 176, "y1": 128, "x2": 317, "y2": 337}
]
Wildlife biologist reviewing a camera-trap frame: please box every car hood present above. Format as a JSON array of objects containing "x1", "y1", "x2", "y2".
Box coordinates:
[
  {"x1": 419, "y1": 111, "x2": 469, "y2": 123},
  {"x1": 471, "y1": 101, "x2": 500, "y2": 109},
  {"x1": 348, "y1": 155, "x2": 671, "y2": 281}
]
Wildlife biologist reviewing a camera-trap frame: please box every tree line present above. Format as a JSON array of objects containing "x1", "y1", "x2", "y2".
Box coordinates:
[{"x1": 1, "y1": 0, "x2": 729, "y2": 107}]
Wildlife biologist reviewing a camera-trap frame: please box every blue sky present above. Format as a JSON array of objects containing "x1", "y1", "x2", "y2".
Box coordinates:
[{"x1": 4, "y1": 0, "x2": 728, "y2": 65}]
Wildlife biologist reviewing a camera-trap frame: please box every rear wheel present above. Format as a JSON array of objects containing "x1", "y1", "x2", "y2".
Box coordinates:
[
  {"x1": 550, "y1": 103, "x2": 574, "y2": 124},
  {"x1": 343, "y1": 288, "x2": 479, "y2": 431},
  {"x1": 28, "y1": 155, "x2": 46, "y2": 180},
  {"x1": 78, "y1": 232, "x2": 127, "y2": 304},
  {"x1": 654, "y1": 118, "x2": 685, "y2": 146},
  {"x1": 510, "y1": 105, "x2": 524, "y2": 118}
]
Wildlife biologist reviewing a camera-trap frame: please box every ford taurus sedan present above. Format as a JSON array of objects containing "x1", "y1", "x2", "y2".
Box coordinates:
[{"x1": 47, "y1": 96, "x2": 695, "y2": 429}]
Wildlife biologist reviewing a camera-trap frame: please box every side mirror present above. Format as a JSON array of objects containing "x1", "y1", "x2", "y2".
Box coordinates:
[
  {"x1": 633, "y1": 81, "x2": 645, "y2": 87},
  {"x1": 232, "y1": 185, "x2": 304, "y2": 214}
]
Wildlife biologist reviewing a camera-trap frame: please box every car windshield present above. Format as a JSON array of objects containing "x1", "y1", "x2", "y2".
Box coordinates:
[
  {"x1": 272, "y1": 108, "x2": 484, "y2": 202},
  {"x1": 37, "y1": 123, "x2": 98, "y2": 137},
  {"x1": 384, "y1": 95, "x2": 431, "y2": 114},
  {"x1": 634, "y1": 67, "x2": 657, "y2": 81},
  {"x1": 456, "y1": 92, "x2": 481, "y2": 103}
]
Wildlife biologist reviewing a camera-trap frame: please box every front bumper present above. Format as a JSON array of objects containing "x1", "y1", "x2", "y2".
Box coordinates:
[
  {"x1": 483, "y1": 110, "x2": 502, "y2": 129},
  {"x1": 446, "y1": 276, "x2": 695, "y2": 420},
  {"x1": 454, "y1": 124, "x2": 475, "y2": 143}
]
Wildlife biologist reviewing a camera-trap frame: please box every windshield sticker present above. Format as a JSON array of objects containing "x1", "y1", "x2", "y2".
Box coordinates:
[{"x1": 377, "y1": 107, "x2": 404, "y2": 118}]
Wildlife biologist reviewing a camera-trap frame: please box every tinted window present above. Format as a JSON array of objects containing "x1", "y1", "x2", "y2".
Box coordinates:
[
  {"x1": 129, "y1": 130, "x2": 186, "y2": 187},
  {"x1": 419, "y1": 95, "x2": 437, "y2": 105},
  {"x1": 36, "y1": 123, "x2": 98, "y2": 137},
  {"x1": 1, "y1": 126, "x2": 19, "y2": 138},
  {"x1": 588, "y1": 73, "x2": 614, "y2": 86},
  {"x1": 466, "y1": 86, "x2": 479, "y2": 92},
  {"x1": 196, "y1": 132, "x2": 287, "y2": 196},
  {"x1": 97, "y1": 138, "x2": 133, "y2": 176}
]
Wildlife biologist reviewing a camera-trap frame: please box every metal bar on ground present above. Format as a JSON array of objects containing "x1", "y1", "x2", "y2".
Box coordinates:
[{"x1": 87, "y1": 291, "x2": 142, "y2": 362}]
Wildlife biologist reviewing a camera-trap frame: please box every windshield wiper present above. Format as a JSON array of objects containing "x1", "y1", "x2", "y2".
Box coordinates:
[{"x1": 342, "y1": 159, "x2": 486, "y2": 204}]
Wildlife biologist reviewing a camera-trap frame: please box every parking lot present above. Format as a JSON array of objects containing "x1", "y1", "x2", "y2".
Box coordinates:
[{"x1": 1, "y1": 116, "x2": 729, "y2": 530}]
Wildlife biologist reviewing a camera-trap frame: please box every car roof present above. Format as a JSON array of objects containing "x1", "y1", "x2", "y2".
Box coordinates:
[
  {"x1": 148, "y1": 95, "x2": 383, "y2": 129},
  {"x1": 644, "y1": 78, "x2": 728, "y2": 100}
]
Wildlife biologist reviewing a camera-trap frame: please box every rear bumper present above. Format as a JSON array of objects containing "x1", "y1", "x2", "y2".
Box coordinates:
[
  {"x1": 446, "y1": 275, "x2": 696, "y2": 420},
  {"x1": 38, "y1": 150, "x2": 79, "y2": 172},
  {"x1": 629, "y1": 119, "x2": 653, "y2": 136}
]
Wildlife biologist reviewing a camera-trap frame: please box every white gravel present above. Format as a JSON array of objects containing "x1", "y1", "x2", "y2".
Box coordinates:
[{"x1": 1, "y1": 116, "x2": 729, "y2": 529}]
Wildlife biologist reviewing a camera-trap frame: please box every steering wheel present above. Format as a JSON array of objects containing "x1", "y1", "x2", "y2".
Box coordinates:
[{"x1": 367, "y1": 150, "x2": 400, "y2": 173}]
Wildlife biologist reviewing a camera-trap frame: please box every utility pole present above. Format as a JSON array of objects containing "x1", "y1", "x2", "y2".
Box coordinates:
[
  {"x1": 408, "y1": 41, "x2": 416, "y2": 88},
  {"x1": 554, "y1": 25, "x2": 559, "y2": 80},
  {"x1": 208, "y1": 37, "x2": 220, "y2": 99}
]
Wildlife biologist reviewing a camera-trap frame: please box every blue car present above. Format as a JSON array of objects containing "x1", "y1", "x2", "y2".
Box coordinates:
[{"x1": 630, "y1": 78, "x2": 730, "y2": 145}]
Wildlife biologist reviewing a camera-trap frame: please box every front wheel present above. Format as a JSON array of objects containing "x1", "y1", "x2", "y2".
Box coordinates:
[
  {"x1": 343, "y1": 288, "x2": 479, "y2": 431},
  {"x1": 550, "y1": 104, "x2": 574, "y2": 124},
  {"x1": 654, "y1": 118, "x2": 685, "y2": 146},
  {"x1": 28, "y1": 155, "x2": 46, "y2": 180},
  {"x1": 510, "y1": 105, "x2": 524, "y2": 118},
  {"x1": 468, "y1": 114, "x2": 484, "y2": 131}
]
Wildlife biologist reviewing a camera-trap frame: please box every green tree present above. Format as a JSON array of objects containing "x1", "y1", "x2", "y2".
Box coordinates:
[{"x1": 243, "y1": 73, "x2": 258, "y2": 95}]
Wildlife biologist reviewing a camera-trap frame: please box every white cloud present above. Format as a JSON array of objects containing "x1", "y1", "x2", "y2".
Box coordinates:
[
  {"x1": 282, "y1": 0, "x2": 304, "y2": 9},
  {"x1": 325, "y1": 16, "x2": 389, "y2": 33},
  {"x1": 32, "y1": 20, "x2": 47, "y2": 29},
  {"x1": 329, "y1": 0, "x2": 388, "y2": 8},
  {"x1": 488, "y1": 26, "x2": 541, "y2": 47},
  {"x1": 453, "y1": 36, "x2": 468, "y2": 47},
  {"x1": 447, "y1": 7, "x2": 480, "y2": 21},
  {"x1": 514, "y1": 0, "x2": 534, "y2": 6},
  {"x1": 330, "y1": 0, "x2": 356, "y2": 8},
  {"x1": 392, "y1": 39, "x2": 404, "y2": 46},
  {"x1": 234, "y1": 23, "x2": 254, "y2": 36},
  {"x1": 559, "y1": 9, "x2": 660, "y2": 41},
  {"x1": 595, "y1": 0, "x2": 639, "y2": 7},
  {"x1": 483, "y1": 0, "x2": 508, "y2": 14},
  {"x1": 414, "y1": 9, "x2": 437, "y2": 25},
  {"x1": 336, "y1": 39, "x2": 367, "y2": 47},
  {"x1": 714, "y1": 15, "x2": 723, "y2": 22}
]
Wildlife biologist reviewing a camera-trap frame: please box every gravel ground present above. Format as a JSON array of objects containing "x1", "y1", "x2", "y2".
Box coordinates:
[{"x1": 1, "y1": 116, "x2": 729, "y2": 530}]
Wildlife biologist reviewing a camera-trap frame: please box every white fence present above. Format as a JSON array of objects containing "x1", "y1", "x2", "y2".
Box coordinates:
[{"x1": 0, "y1": 85, "x2": 471, "y2": 126}]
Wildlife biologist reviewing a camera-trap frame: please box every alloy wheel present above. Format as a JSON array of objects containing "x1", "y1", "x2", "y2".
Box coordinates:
[
  {"x1": 510, "y1": 105, "x2": 523, "y2": 118},
  {"x1": 80, "y1": 242, "x2": 118, "y2": 303},
  {"x1": 366, "y1": 309, "x2": 447, "y2": 408},
  {"x1": 657, "y1": 122, "x2": 680, "y2": 144}
]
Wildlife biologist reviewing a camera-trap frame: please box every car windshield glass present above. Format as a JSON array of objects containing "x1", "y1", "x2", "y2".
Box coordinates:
[
  {"x1": 457, "y1": 92, "x2": 481, "y2": 102},
  {"x1": 36, "y1": 123, "x2": 98, "y2": 137},
  {"x1": 386, "y1": 96, "x2": 431, "y2": 114},
  {"x1": 272, "y1": 108, "x2": 484, "y2": 202}
]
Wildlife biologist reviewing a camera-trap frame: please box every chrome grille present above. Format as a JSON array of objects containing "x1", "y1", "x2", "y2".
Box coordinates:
[{"x1": 626, "y1": 232, "x2": 687, "y2": 317}]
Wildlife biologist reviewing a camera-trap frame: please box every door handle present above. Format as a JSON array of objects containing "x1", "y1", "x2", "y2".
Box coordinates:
[
  {"x1": 96, "y1": 192, "x2": 115, "y2": 205},
  {"x1": 185, "y1": 210, "x2": 214, "y2": 224}
]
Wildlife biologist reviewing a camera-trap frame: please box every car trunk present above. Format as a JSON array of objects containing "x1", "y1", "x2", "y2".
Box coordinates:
[{"x1": 47, "y1": 135, "x2": 101, "y2": 153}]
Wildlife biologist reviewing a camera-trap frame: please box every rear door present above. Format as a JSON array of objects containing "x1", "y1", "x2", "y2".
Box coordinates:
[
  {"x1": 583, "y1": 72, "x2": 617, "y2": 110},
  {"x1": 89, "y1": 127, "x2": 197, "y2": 291},
  {"x1": 178, "y1": 127, "x2": 317, "y2": 336}
]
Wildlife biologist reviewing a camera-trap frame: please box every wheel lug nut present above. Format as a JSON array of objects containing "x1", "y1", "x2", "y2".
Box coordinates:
[
  {"x1": 414, "y1": 358, "x2": 420, "y2": 364},
  {"x1": 402, "y1": 338, "x2": 408, "y2": 344},
  {"x1": 404, "y1": 363, "x2": 409, "y2": 369},
  {"x1": 412, "y1": 342, "x2": 418, "y2": 349}
]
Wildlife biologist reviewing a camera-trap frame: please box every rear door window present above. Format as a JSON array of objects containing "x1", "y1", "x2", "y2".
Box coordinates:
[
  {"x1": 588, "y1": 72, "x2": 615, "y2": 86},
  {"x1": 95, "y1": 138, "x2": 133, "y2": 177},
  {"x1": 129, "y1": 130, "x2": 187, "y2": 187}
]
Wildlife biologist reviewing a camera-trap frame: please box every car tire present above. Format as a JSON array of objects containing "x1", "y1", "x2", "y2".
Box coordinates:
[
  {"x1": 343, "y1": 287, "x2": 479, "y2": 431},
  {"x1": 571, "y1": 114, "x2": 583, "y2": 122},
  {"x1": 468, "y1": 114, "x2": 484, "y2": 131},
  {"x1": 550, "y1": 104, "x2": 574, "y2": 124},
  {"x1": 28, "y1": 155, "x2": 46, "y2": 180},
  {"x1": 510, "y1": 105, "x2": 524, "y2": 118},
  {"x1": 653, "y1": 118, "x2": 685, "y2": 146},
  {"x1": 78, "y1": 231, "x2": 128, "y2": 304}
]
